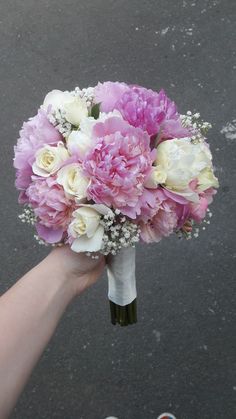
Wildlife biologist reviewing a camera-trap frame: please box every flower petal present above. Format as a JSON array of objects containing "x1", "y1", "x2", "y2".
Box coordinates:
[
  {"x1": 36, "y1": 223, "x2": 64, "y2": 243},
  {"x1": 71, "y1": 225, "x2": 104, "y2": 252}
]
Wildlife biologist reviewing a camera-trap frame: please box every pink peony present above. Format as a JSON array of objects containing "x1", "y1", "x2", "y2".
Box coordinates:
[
  {"x1": 94, "y1": 81, "x2": 129, "y2": 113},
  {"x1": 95, "y1": 82, "x2": 189, "y2": 138},
  {"x1": 131, "y1": 188, "x2": 161, "y2": 222},
  {"x1": 83, "y1": 117, "x2": 155, "y2": 218},
  {"x1": 202, "y1": 187, "x2": 217, "y2": 205},
  {"x1": 15, "y1": 166, "x2": 33, "y2": 191},
  {"x1": 161, "y1": 188, "x2": 190, "y2": 228},
  {"x1": 174, "y1": 203, "x2": 191, "y2": 229},
  {"x1": 138, "y1": 187, "x2": 203, "y2": 242},
  {"x1": 14, "y1": 108, "x2": 62, "y2": 190},
  {"x1": 116, "y1": 87, "x2": 187, "y2": 138},
  {"x1": 189, "y1": 188, "x2": 216, "y2": 223},
  {"x1": 26, "y1": 177, "x2": 74, "y2": 243},
  {"x1": 189, "y1": 196, "x2": 208, "y2": 223},
  {"x1": 139, "y1": 189, "x2": 178, "y2": 243}
]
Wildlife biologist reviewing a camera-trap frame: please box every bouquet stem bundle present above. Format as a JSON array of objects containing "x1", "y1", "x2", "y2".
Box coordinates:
[
  {"x1": 109, "y1": 299, "x2": 137, "y2": 326},
  {"x1": 107, "y1": 247, "x2": 137, "y2": 327}
]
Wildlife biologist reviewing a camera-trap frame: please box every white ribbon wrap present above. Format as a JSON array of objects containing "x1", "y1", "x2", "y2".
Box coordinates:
[{"x1": 107, "y1": 247, "x2": 136, "y2": 306}]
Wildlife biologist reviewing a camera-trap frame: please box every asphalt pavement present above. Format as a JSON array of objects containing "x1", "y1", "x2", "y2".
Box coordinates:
[{"x1": 0, "y1": 0, "x2": 235, "y2": 418}]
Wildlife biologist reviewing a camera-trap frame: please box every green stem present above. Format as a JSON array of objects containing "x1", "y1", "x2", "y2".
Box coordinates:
[
  {"x1": 109, "y1": 299, "x2": 137, "y2": 326},
  {"x1": 109, "y1": 300, "x2": 116, "y2": 325}
]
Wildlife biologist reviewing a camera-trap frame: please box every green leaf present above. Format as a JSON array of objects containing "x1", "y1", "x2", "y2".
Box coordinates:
[{"x1": 91, "y1": 103, "x2": 100, "y2": 120}]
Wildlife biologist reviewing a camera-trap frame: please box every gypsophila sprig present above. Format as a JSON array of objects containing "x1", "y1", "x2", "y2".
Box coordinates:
[
  {"x1": 19, "y1": 206, "x2": 37, "y2": 226},
  {"x1": 48, "y1": 108, "x2": 73, "y2": 138},
  {"x1": 100, "y1": 212, "x2": 140, "y2": 255},
  {"x1": 73, "y1": 86, "x2": 95, "y2": 110},
  {"x1": 33, "y1": 234, "x2": 49, "y2": 246},
  {"x1": 48, "y1": 109, "x2": 73, "y2": 138},
  {"x1": 181, "y1": 111, "x2": 212, "y2": 143}
]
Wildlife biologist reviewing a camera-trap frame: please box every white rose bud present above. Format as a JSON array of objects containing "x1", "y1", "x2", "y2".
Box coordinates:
[
  {"x1": 42, "y1": 89, "x2": 88, "y2": 126},
  {"x1": 57, "y1": 163, "x2": 90, "y2": 200},
  {"x1": 43, "y1": 90, "x2": 72, "y2": 111},
  {"x1": 68, "y1": 204, "x2": 111, "y2": 252},
  {"x1": 32, "y1": 143, "x2": 69, "y2": 177},
  {"x1": 63, "y1": 96, "x2": 88, "y2": 126},
  {"x1": 67, "y1": 117, "x2": 95, "y2": 159},
  {"x1": 67, "y1": 129, "x2": 93, "y2": 159}
]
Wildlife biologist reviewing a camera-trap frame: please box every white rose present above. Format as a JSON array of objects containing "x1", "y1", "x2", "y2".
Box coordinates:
[
  {"x1": 197, "y1": 167, "x2": 219, "y2": 191},
  {"x1": 67, "y1": 122, "x2": 94, "y2": 158},
  {"x1": 156, "y1": 138, "x2": 213, "y2": 202},
  {"x1": 57, "y1": 163, "x2": 90, "y2": 200},
  {"x1": 63, "y1": 96, "x2": 88, "y2": 126},
  {"x1": 43, "y1": 89, "x2": 72, "y2": 111},
  {"x1": 68, "y1": 204, "x2": 112, "y2": 252},
  {"x1": 42, "y1": 89, "x2": 88, "y2": 126},
  {"x1": 144, "y1": 165, "x2": 167, "y2": 188},
  {"x1": 32, "y1": 143, "x2": 69, "y2": 177}
]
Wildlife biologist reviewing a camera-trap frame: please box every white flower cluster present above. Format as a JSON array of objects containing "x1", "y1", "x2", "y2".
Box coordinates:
[
  {"x1": 48, "y1": 109, "x2": 72, "y2": 138},
  {"x1": 19, "y1": 206, "x2": 49, "y2": 246},
  {"x1": 72, "y1": 86, "x2": 95, "y2": 110},
  {"x1": 44, "y1": 87, "x2": 95, "y2": 140},
  {"x1": 19, "y1": 206, "x2": 37, "y2": 226},
  {"x1": 33, "y1": 234, "x2": 49, "y2": 246},
  {"x1": 100, "y1": 210, "x2": 140, "y2": 256},
  {"x1": 181, "y1": 111, "x2": 212, "y2": 144}
]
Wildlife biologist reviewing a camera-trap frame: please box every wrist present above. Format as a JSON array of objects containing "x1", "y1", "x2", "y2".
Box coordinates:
[
  {"x1": 45, "y1": 247, "x2": 90, "y2": 298},
  {"x1": 41, "y1": 249, "x2": 78, "y2": 301},
  {"x1": 44, "y1": 246, "x2": 104, "y2": 298}
]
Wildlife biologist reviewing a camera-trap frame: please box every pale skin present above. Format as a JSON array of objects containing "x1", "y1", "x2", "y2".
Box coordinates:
[{"x1": 0, "y1": 246, "x2": 105, "y2": 419}]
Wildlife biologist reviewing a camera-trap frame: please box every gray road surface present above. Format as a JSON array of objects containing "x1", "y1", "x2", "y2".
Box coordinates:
[{"x1": 0, "y1": 0, "x2": 236, "y2": 418}]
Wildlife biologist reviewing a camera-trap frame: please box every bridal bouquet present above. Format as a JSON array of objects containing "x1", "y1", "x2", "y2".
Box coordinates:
[{"x1": 14, "y1": 82, "x2": 219, "y2": 326}]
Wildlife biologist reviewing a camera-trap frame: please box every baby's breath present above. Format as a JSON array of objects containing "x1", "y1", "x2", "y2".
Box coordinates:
[
  {"x1": 47, "y1": 86, "x2": 95, "y2": 138},
  {"x1": 34, "y1": 234, "x2": 49, "y2": 246},
  {"x1": 19, "y1": 206, "x2": 37, "y2": 226},
  {"x1": 181, "y1": 111, "x2": 212, "y2": 143},
  {"x1": 72, "y1": 86, "x2": 95, "y2": 112},
  {"x1": 19, "y1": 206, "x2": 51, "y2": 247},
  {"x1": 177, "y1": 208, "x2": 213, "y2": 240},
  {"x1": 48, "y1": 108, "x2": 72, "y2": 139},
  {"x1": 100, "y1": 212, "x2": 140, "y2": 256}
]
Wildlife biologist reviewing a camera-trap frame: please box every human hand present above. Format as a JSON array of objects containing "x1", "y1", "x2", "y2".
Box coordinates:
[
  {"x1": 47, "y1": 246, "x2": 105, "y2": 297},
  {"x1": 0, "y1": 246, "x2": 105, "y2": 417}
]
